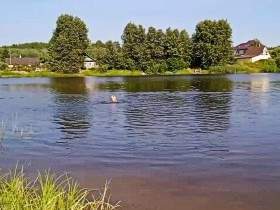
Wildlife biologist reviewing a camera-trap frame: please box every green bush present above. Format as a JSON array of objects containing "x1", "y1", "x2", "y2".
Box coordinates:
[
  {"x1": 0, "y1": 62, "x2": 8, "y2": 71},
  {"x1": 275, "y1": 57, "x2": 280, "y2": 68},
  {"x1": 146, "y1": 61, "x2": 168, "y2": 74},
  {"x1": 209, "y1": 64, "x2": 253, "y2": 74},
  {"x1": 260, "y1": 59, "x2": 279, "y2": 72},
  {"x1": 166, "y1": 58, "x2": 187, "y2": 72},
  {"x1": 12, "y1": 65, "x2": 36, "y2": 72},
  {"x1": 209, "y1": 60, "x2": 280, "y2": 74}
]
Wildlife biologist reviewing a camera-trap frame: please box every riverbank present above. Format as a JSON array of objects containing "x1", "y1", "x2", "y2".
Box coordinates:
[
  {"x1": 0, "y1": 69, "x2": 201, "y2": 78},
  {"x1": 0, "y1": 60, "x2": 279, "y2": 78}
]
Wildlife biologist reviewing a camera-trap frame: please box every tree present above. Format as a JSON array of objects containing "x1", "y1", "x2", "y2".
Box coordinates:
[
  {"x1": 0, "y1": 62, "x2": 8, "y2": 70},
  {"x1": 48, "y1": 14, "x2": 89, "y2": 73},
  {"x1": 146, "y1": 27, "x2": 165, "y2": 61},
  {"x1": 192, "y1": 20, "x2": 234, "y2": 69},
  {"x1": 270, "y1": 47, "x2": 280, "y2": 59},
  {"x1": 178, "y1": 30, "x2": 192, "y2": 67},
  {"x1": 163, "y1": 28, "x2": 191, "y2": 71},
  {"x1": 0, "y1": 47, "x2": 9, "y2": 62},
  {"x1": 122, "y1": 23, "x2": 148, "y2": 70},
  {"x1": 270, "y1": 47, "x2": 280, "y2": 68},
  {"x1": 87, "y1": 41, "x2": 126, "y2": 70},
  {"x1": 103, "y1": 41, "x2": 124, "y2": 70}
]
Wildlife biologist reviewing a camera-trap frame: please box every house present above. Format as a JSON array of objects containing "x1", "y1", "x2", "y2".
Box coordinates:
[
  {"x1": 5, "y1": 57, "x2": 40, "y2": 68},
  {"x1": 84, "y1": 54, "x2": 98, "y2": 69},
  {"x1": 234, "y1": 39, "x2": 271, "y2": 63}
]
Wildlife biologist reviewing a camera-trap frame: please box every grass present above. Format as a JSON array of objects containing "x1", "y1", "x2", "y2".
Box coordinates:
[
  {"x1": 0, "y1": 70, "x2": 81, "y2": 78},
  {"x1": 209, "y1": 60, "x2": 280, "y2": 74},
  {"x1": 0, "y1": 167, "x2": 119, "y2": 210},
  {"x1": 0, "y1": 69, "x2": 144, "y2": 78},
  {"x1": 1, "y1": 60, "x2": 279, "y2": 78},
  {"x1": 82, "y1": 69, "x2": 144, "y2": 77}
]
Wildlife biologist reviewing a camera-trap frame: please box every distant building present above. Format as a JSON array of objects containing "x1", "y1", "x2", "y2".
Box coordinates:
[
  {"x1": 234, "y1": 39, "x2": 271, "y2": 63},
  {"x1": 84, "y1": 54, "x2": 98, "y2": 69},
  {"x1": 5, "y1": 57, "x2": 40, "y2": 68}
]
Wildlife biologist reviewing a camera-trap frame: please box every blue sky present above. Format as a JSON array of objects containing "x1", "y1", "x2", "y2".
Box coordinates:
[{"x1": 1, "y1": 0, "x2": 279, "y2": 46}]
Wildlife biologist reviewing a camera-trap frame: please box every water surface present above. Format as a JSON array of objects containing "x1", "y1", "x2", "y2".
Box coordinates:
[{"x1": 0, "y1": 74, "x2": 279, "y2": 210}]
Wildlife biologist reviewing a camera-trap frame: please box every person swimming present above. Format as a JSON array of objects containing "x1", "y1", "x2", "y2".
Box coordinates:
[{"x1": 110, "y1": 95, "x2": 118, "y2": 103}]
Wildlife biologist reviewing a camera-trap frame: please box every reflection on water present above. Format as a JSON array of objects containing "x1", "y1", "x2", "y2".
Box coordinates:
[
  {"x1": 1, "y1": 74, "x2": 280, "y2": 209},
  {"x1": 191, "y1": 76, "x2": 233, "y2": 92},
  {"x1": 50, "y1": 77, "x2": 91, "y2": 140},
  {"x1": 0, "y1": 74, "x2": 280, "y2": 176}
]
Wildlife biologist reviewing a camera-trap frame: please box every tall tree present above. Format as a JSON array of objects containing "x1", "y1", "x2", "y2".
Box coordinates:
[
  {"x1": 122, "y1": 23, "x2": 148, "y2": 70},
  {"x1": 163, "y1": 28, "x2": 191, "y2": 71},
  {"x1": 178, "y1": 30, "x2": 192, "y2": 67},
  {"x1": 271, "y1": 47, "x2": 280, "y2": 68},
  {"x1": 146, "y1": 27, "x2": 165, "y2": 61},
  {"x1": 103, "y1": 41, "x2": 124, "y2": 69},
  {"x1": 0, "y1": 47, "x2": 9, "y2": 62},
  {"x1": 192, "y1": 20, "x2": 234, "y2": 69},
  {"x1": 48, "y1": 14, "x2": 89, "y2": 73}
]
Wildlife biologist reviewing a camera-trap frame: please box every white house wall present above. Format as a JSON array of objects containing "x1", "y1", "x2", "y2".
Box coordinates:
[
  {"x1": 252, "y1": 48, "x2": 271, "y2": 63},
  {"x1": 252, "y1": 54, "x2": 271, "y2": 63},
  {"x1": 84, "y1": 61, "x2": 98, "y2": 69}
]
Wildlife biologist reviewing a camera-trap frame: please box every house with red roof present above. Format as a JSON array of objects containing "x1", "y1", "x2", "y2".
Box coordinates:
[{"x1": 234, "y1": 39, "x2": 271, "y2": 63}]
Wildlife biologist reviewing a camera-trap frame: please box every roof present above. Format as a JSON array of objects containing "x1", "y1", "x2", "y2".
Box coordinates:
[
  {"x1": 84, "y1": 57, "x2": 95, "y2": 62},
  {"x1": 5, "y1": 57, "x2": 40, "y2": 66},
  {"x1": 84, "y1": 53, "x2": 96, "y2": 62},
  {"x1": 234, "y1": 40, "x2": 266, "y2": 58}
]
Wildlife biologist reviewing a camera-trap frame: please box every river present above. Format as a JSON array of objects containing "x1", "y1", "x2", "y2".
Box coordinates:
[{"x1": 0, "y1": 74, "x2": 279, "y2": 210}]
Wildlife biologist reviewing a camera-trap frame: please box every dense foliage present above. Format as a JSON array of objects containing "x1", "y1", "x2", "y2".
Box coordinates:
[
  {"x1": 88, "y1": 23, "x2": 192, "y2": 73},
  {"x1": 209, "y1": 60, "x2": 279, "y2": 74},
  {"x1": 0, "y1": 62, "x2": 8, "y2": 70},
  {"x1": 48, "y1": 15, "x2": 89, "y2": 73},
  {"x1": 87, "y1": 41, "x2": 126, "y2": 70},
  {"x1": 8, "y1": 42, "x2": 48, "y2": 49},
  {"x1": 2, "y1": 15, "x2": 280, "y2": 74},
  {"x1": 192, "y1": 20, "x2": 234, "y2": 69},
  {"x1": 270, "y1": 47, "x2": 280, "y2": 68},
  {"x1": 0, "y1": 43, "x2": 49, "y2": 63},
  {"x1": 122, "y1": 24, "x2": 192, "y2": 73}
]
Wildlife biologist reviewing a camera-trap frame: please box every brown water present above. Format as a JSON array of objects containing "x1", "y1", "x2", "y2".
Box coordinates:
[{"x1": 0, "y1": 74, "x2": 280, "y2": 209}]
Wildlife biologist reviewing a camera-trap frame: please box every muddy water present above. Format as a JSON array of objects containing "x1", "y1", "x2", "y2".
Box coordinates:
[{"x1": 0, "y1": 74, "x2": 280, "y2": 209}]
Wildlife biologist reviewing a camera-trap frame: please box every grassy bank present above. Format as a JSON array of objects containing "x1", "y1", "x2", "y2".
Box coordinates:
[
  {"x1": 0, "y1": 69, "x2": 144, "y2": 78},
  {"x1": 0, "y1": 69, "x2": 206, "y2": 78},
  {"x1": 209, "y1": 60, "x2": 280, "y2": 74},
  {"x1": 0, "y1": 60, "x2": 279, "y2": 78},
  {"x1": 0, "y1": 167, "x2": 119, "y2": 210}
]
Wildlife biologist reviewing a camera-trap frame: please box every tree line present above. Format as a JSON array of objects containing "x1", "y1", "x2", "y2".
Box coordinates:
[
  {"x1": 1, "y1": 14, "x2": 278, "y2": 73},
  {"x1": 47, "y1": 15, "x2": 235, "y2": 73},
  {"x1": 87, "y1": 20, "x2": 234, "y2": 73}
]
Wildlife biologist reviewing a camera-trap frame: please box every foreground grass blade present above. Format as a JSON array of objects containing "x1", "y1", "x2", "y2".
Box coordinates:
[{"x1": 0, "y1": 168, "x2": 120, "y2": 210}]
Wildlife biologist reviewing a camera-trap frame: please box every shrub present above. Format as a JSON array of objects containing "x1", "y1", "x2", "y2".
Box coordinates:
[
  {"x1": 0, "y1": 62, "x2": 8, "y2": 71},
  {"x1": 209, "y1": 60, "x2": 280, "y2": 74},
  {"x1": 260, "y1": 59, "x2": 279, "y2": 72},
  {"x1": 166, "y1": 58, "x2": 187, "y2": 72},
  {"x1": 146, "y1": 61, "x2": 168, "y2": 74},
  {"x1": 275, "y1": 57, "x2": 280, "y2": 68}
]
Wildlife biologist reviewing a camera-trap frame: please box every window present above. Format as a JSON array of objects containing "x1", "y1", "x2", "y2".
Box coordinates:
[{"x1": 238, "y1": 49, "x2": 245, "y2": 55}]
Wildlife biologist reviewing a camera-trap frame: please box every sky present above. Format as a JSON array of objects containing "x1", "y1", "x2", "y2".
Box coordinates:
[{"x1": 1, "y1": 0, "x2": 279, "y2": 47}]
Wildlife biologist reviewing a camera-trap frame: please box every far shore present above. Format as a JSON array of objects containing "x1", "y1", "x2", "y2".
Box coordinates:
[
  {"x1": 0, "y1": 66, "x2": 278, "y2": 78},
  {"x1": 0, "y1": 69, "x2": 204, "y2": 78}
]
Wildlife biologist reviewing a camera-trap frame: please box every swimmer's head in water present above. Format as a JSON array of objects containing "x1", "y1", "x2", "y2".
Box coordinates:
[{"x1": 111, "y1": 95, "x2": 118, "y2": 103}]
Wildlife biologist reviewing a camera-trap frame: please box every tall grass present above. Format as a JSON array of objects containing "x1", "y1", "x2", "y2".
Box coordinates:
[
  {"x1": 209, "y1": 60, "x2": 280, "y2": 74},
  {"x1": 0, "y1": 167, "x2": 119, "y2": 210}
]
